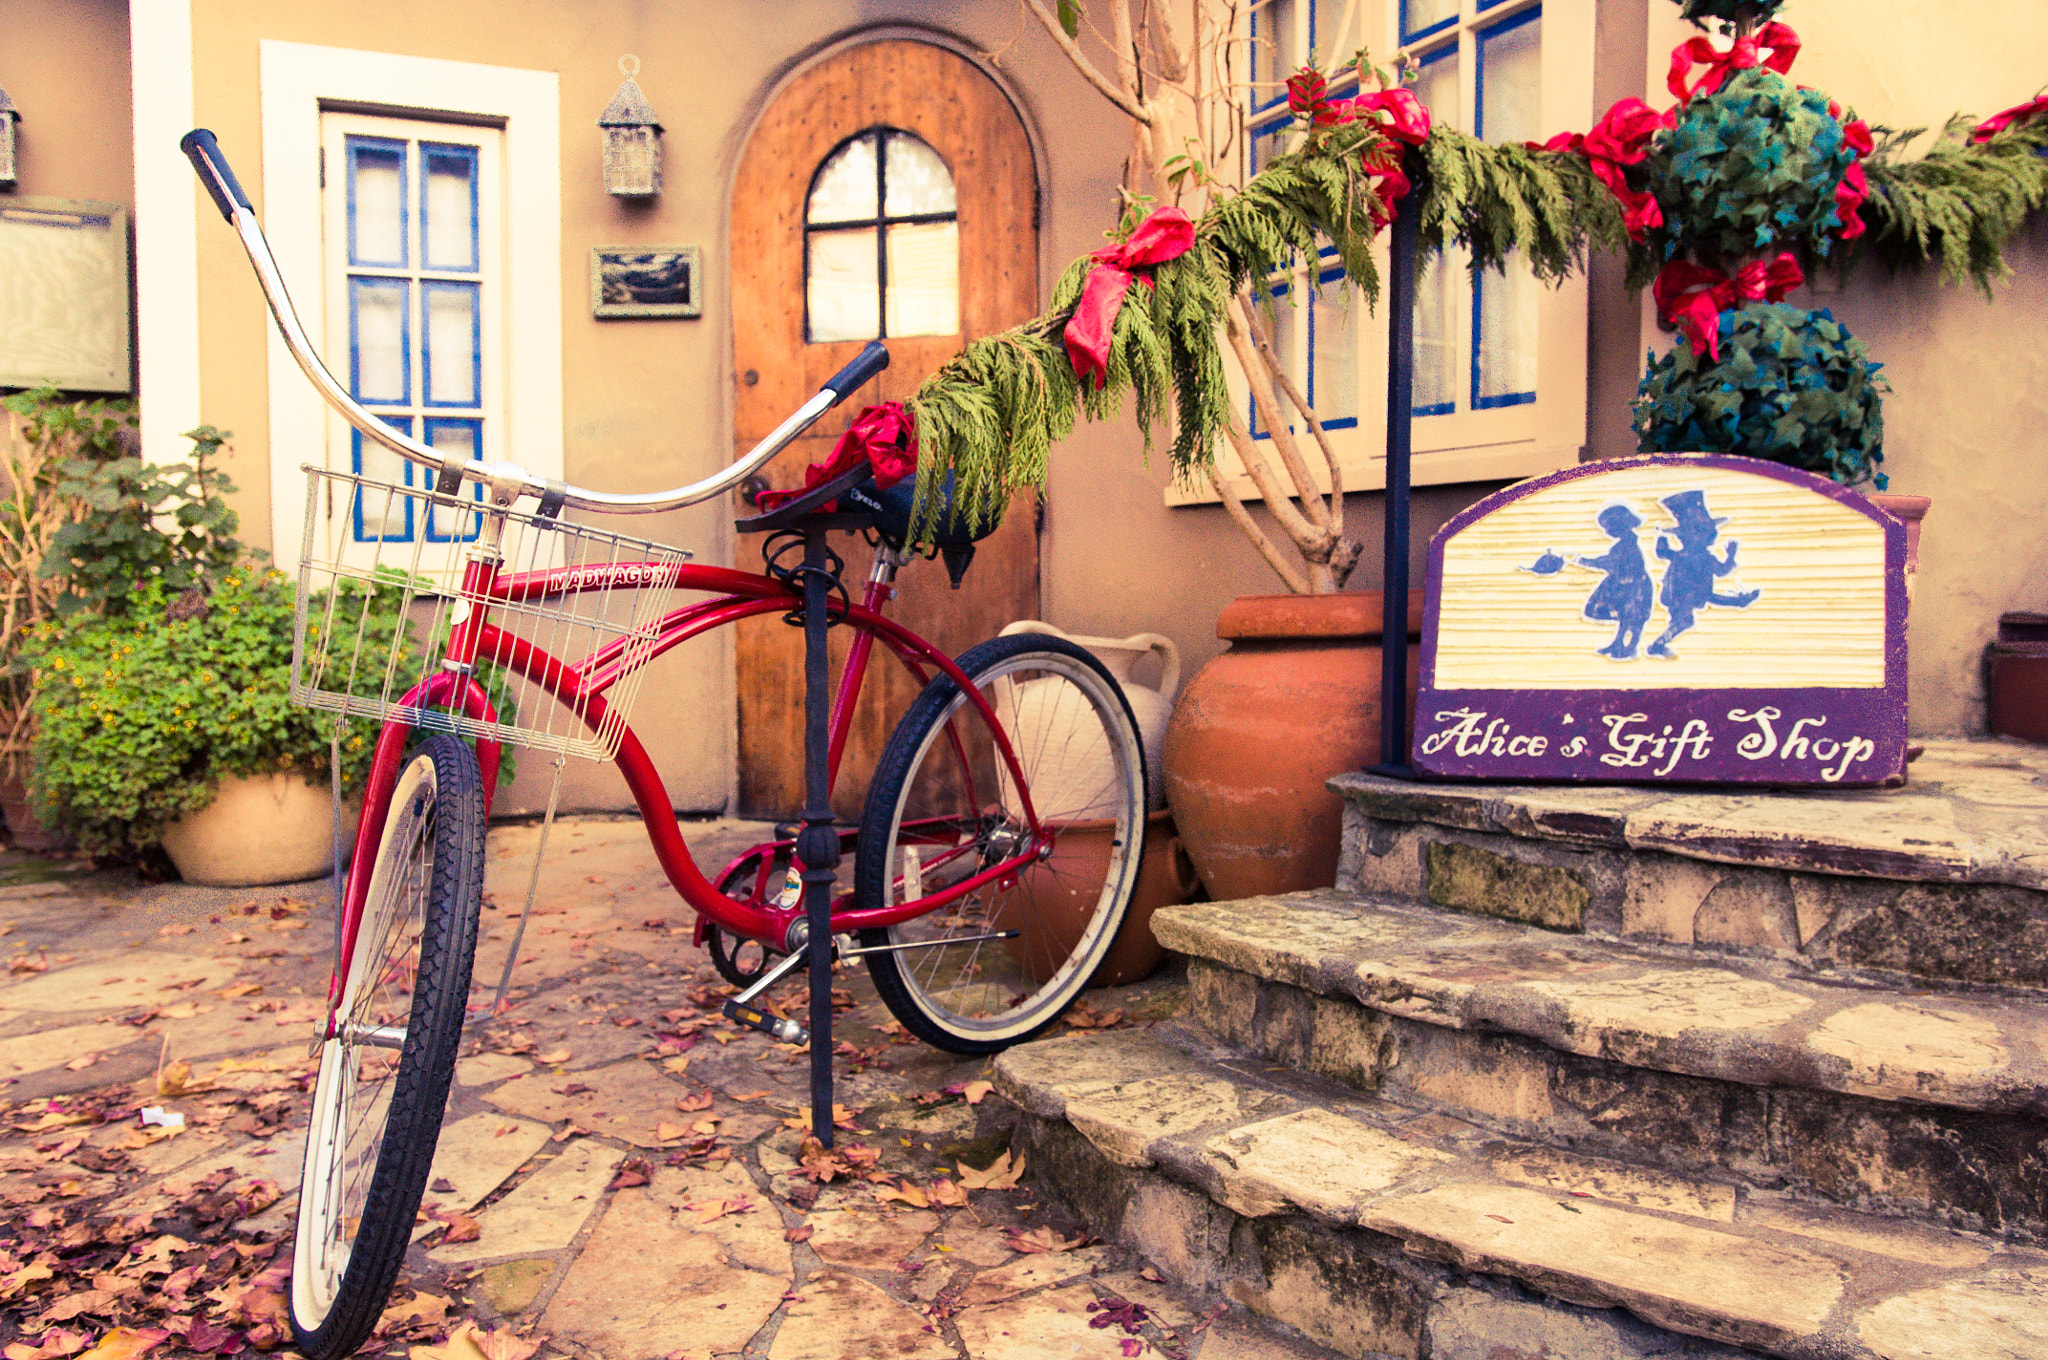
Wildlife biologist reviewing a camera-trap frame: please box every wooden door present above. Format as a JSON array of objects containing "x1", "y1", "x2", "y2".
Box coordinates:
[{"x1": 731, "y1": 40, "x2": 1040, "y2": 820}]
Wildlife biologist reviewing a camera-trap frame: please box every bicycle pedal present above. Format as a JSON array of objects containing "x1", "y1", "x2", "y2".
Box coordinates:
[{"x1": 722, "y1": 998, "x2": 808, "y2": 1045}]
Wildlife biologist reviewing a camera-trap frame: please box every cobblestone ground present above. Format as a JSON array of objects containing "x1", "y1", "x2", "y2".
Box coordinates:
[{"x1": 0, "y1": 820, "x2": 1334, "y2": 1360}]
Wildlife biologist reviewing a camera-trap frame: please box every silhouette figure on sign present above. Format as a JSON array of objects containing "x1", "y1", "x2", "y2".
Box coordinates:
[
  {"x1": 1647, "y1": 489, "x2": 1760, "y2": 658},
  {"x1": 1575, "y1": 504, "x2": 1655, "y2": 659}
]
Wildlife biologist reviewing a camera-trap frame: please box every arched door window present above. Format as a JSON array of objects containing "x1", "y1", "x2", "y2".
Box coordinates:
[{"x1": 804, "y1": 127, "x2": 959, "y2": 342}]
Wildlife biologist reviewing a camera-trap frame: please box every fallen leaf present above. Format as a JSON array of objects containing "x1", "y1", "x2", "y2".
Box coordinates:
[
  {"x1": 537, "y1": 1049, "x2": 571, "y2": 1065},
  {"x1": 217, "y1": 984, "x2": 262, "y2": 1000},
  {"x1": 156, "y1": 923, "x2": 196, "y2": 937},
  {"x1": 961, "y1": 1079, "x2": 994, "y2": 1105},
  {"x1": 783, "y1": 1225, "x2": 814, "y2": 1243},
  {"x1": 654, "y1": 1122, "x2": 689, "y2": 1142},
  {"x1": 688, "y1": 1198, "x2": 754, "y2": 1224},
  {"x1": 155, "y1": 1061, "x2": 195, "y2": 1098},
  {"x1": 472, "y1": 1326, "x2": 545, "y2": 1360},
  {"x1": 674, "y1": 1092, "x2": 713, "y2": 1112},
  {"x1": 873, "y1": 1179, "x2": 930, "y2": 1209},
  {"x1": 1486, "y1": 1214, "x2": 1514, "y2": 1224},
  {"x1": 75, "y1": 1331, "x2": 168, "y2": 1360},
  {"x1": 3, "y1": 1332, "x2": 84, "y2": 1360},
  {"x1": 439, "y1": 1212, "x2": 481, "y2": 1244},
  {"x1": 407, "y1": 1324, "x2": 489, "y2": 1360},
  {"x1": 1006, "y1": 1226, "x2": 1083, "y2": 1254},
  {"x1": 956, "y1": 1150, "x2": 1025, "y2": 1190},
  {"x1": 378, "y1": 1291, "x2": 453, "y2": 1331},
  {"x1": 63, "y1": 1055, "x2": 98, "y2": 1072},
  {"x1": 550, "y1": 1125, "x2": 588, "y2": 1144},
  {"x1": 928, "y1": 1177, "x2": 968, "y2": 1208}
]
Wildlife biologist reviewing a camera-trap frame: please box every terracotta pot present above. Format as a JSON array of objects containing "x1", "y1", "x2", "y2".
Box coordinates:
[
  {"x1": 160, "y1": 773, "x2": 358, "y2": 888},
  {"x1": 0, "y1": 770, "x2": 70, "y2": 855},
  {"x1": 1163, "y1": 591, "x2": 1421, "y2": 902},
  {"x1": 1001, "y1": 809, "x2": 1199, "y2": 989}
]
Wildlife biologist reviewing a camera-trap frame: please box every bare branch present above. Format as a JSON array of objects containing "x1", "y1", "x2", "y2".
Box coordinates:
[
  {"x1": 1245, "y1": 298, "x2": 1347, "y2": 539},
  {"x1": 1226, "y1": 300, "x2": 1331, "y2": 529},
  {"x1": 1203, "y1": 459, "x2": 1312, "y2": 594},
  {"x1": 1024, "y1": 0, "x2": 1154, "y2": 123},
  {"x1": 1217, "y1": 395, "x2": 1327, "y2": 553}
]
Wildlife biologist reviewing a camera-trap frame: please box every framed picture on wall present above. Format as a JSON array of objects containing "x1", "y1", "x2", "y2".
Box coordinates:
[
  {"x1": 590, "y1": 244, "x2": 701, "y2": 319},
  {"x1": 0, "y1": 198, "x2": 132, "y2": 392}
]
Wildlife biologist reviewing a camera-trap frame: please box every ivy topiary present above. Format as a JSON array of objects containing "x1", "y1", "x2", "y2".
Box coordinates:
[
  {"x1": 1673, "y1": 0, "x2": 1789, "y2": 30},
  {"x1": 1632, "y1": 302, "x2": 1889, "y2": 487},
  {"x1": 1647, "y1": 67, "x2": 1859, "y2": 265}
]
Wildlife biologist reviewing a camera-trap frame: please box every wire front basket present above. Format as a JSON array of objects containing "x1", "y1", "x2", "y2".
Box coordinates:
[{"x1": 293, "y1": 467, "x2": 692, "y2": 763}]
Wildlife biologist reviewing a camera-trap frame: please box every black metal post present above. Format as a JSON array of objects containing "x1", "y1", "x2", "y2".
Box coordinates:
[
  {"x1": 1372, "y1": 150, "x2": 1424, "y2": 780},
  {"x1": 796, "y1": 523, "x2": 839, "y2": 1147}
]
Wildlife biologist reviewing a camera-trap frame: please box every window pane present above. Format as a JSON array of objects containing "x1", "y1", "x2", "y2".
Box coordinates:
[
  {"x1": 350, "y1": 277, "x2": 410, "y2": 403},
  {"x1": 884, "y1": 220, "x2": 959, "y2": 337},
  {"x1": 424, "y1": 419, "x2": 484, "y2": 541},
  {"x1": 884, "y1": 135, "x2": 956, "y2": 217},
  {"x1": 1478, "y1": 11, "x2": 1542, "y2": 144},
  {"x1": 1250, "y1": 119, "x2": 1291, "y2": 177},
  {"x1": 808, "y1": 132, "x2": 878, "y2": 224},
  {"x1": 1475, "y1": 256, "x2": 1539, "y2": 405},
  {"x1": 422, "y1": 144, "x2": 479, "y2": 272},
  {"x1": 348, "y1": 140, "x2": 407, "y2": 267},
  {"x1": 1414, "y1": 252, "x2": 1458, "y2": 415},
  {"x1": 423, "y1": 281, "x2": 480, "y2": 406},
  {"x1": 352, "y1": 416, "x2": 416, "y2": 542},
  {"x1": 808, "y1": 227, "x2": 880, "y2": 341},
  {"x1": 1312, "y1": 276, "x2": 1358, "y2": 426},
  {"x1": 1249, "y1": 286, "x2": 1300, "y2": 438},
  {"x1": 1415, "y1": 46, "x2": 1461, "y2": 132},
  {"x1": 1402, "y1": 0, "x2": 1460, "y2": 43},
  {"x1": 1253, "y1": 0, "x2": 1301, "y2": 103}
]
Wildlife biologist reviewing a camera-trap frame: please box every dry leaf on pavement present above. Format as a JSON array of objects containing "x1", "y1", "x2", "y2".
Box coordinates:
[
  {"x1": 956, "y1": 1150, "x2": 1025, "y2": 1190},
  {"x1": 3, "y1": 1330, "x2": 87, "y2": 1360},
  {"x1": 73, "y1": 1329, "x2": 167, "y2": 1360},
  {"x1": 872, "y1": 1179, "x2": 929, "y2": 1209},
  {"x1": 688, "y1": 1197, "x2": 754, "y2": 1224},
  {"x1": 473, "y1": 1326, "x2": 545, "y2": 1360},
  {"x1": 1006, "y1": 1226, "x2": 1084, "y2": 1254},
  {"x1": 961, "y1": 1080, "x2": 993, "y2": 1105},
  {"x1": 928, "y1": 1177, "x2": 968, "y2": 1208}
]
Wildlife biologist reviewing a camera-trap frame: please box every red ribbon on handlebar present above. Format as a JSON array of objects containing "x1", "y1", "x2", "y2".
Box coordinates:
[{"x1": 755, "y1": 402, "x2": 919, "y2": 512}]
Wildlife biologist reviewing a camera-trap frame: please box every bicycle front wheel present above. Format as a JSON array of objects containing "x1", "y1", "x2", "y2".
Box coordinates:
[
  {"x1": 856, "y1": 634, "x2": 1145, "y2": 1054},
  {"x1": 291, "y1": 735, "x2": 485, "y2": 1360}
]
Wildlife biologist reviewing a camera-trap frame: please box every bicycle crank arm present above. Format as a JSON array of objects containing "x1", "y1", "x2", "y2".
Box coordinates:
[
  {"x1": 835, "y1": 930, "x2": 1018, "y2": 958},
  {"x1": 721, "y1": 945, "x2": 812, "y2": 1043}
]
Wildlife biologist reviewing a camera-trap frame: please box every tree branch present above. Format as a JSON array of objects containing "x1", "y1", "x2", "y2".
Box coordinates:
[
  {"x1": 1024, "y1": 0, "x2": 1154, "y2": 123},
  {"x1": 1203, "y1": 459, "x2": 1312, "y2": 594},
  {"x1": 1226, "y1": 300, "x2": 1331, "y2": 530}
]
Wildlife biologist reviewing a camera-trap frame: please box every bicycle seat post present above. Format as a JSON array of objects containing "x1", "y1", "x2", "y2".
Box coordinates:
[{"x1": 793, "y1": 520, "x2": 841, "y2": 1148}]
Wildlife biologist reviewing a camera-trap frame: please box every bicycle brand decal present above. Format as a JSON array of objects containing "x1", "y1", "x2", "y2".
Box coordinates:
[{"x1": 538, "y1": 562, "x2": 683, "y2": 594}]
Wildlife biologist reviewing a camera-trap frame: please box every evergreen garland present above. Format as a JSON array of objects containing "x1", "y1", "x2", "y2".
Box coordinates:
[
  {"x1": 1416, "y1": 128, "x2": 1628, "y2": 281},
  {"x1": 1856, "y1": 117, "x2": 2048, "y2": 295}
]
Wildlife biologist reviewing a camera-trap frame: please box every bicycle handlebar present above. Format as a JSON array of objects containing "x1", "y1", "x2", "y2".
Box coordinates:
[{"x1": 179, "y1": 128, "x2": 889, "y2": 516}]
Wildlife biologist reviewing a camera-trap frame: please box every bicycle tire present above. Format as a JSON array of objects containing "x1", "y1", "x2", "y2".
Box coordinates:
[
  {"x1": 290, "y1": 734, "x2": 485, "y2": 1360},
  {"x1": 855, "y1": 634, "x2": 1146, "y2": 1054}
]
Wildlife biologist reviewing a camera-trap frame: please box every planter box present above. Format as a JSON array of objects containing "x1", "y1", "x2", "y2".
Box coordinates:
[{"x1": 160, "y1": 773, "x2": 358, "y2": 887}]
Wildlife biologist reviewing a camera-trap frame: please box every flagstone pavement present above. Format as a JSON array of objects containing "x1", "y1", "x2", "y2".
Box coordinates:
[{"x1": 0, "y1": 818, "x2": 1343, "y2": 1360}]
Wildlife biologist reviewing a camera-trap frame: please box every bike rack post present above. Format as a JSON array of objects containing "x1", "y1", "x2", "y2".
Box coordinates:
[
  {"x1": 795, "y1": 521, "x2": 841, "y2": 1147},
  {"x1": 1372, "y1": 148, "x2": 1424, "y2": 781}
]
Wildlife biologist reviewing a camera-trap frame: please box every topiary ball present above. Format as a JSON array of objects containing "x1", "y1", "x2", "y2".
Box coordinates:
[
  {"x1": 1648, "y1": 67, "x2": 1859, "y2": 265},
  {"x1": 1632, "y1": 302, "x2": 1889, "y2": 487}
]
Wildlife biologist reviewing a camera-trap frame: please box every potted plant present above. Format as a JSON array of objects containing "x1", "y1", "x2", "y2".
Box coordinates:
[
  {"x1": 0, "y1": 385, "x2": 136, "y2": 851},
  {"x1": 18, "y1": 427, "x2": 401, "y2": 884}
]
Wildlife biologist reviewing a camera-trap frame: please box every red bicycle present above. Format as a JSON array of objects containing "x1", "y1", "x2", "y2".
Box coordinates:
[{"x1": 182, "y1": 131, "x2": 1146, "y2": 1360}]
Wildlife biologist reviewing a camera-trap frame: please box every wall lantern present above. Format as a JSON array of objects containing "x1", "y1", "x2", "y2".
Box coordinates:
[
  {"x1": 598, "y1": 56, "x2": 662, "y2": 198},
  {"x1": 0, "y1": 84, "x2": 19, "y2": 190}
]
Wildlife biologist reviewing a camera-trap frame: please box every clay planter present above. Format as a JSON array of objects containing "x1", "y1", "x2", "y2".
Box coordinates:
[
  {"x1": 1001, "y1": 809, "x2": 1201, "y2": 989},
  {"x1": 1163, "y1": 591, "x2": 1421, "y2": 902},
  {"x1": 1, "y1": 769, "x2": 69, "y2": 855},
  {"x1": 160, "y1": 773, "x2": 356, "y2": 888}
]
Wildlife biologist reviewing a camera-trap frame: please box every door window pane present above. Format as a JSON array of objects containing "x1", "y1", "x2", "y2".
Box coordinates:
[
  {"x1": 1475, "y1": 10, "x2": 1542, "y2": 405},
  {"x1": 884, "y1": 221, "x2": 959, "y2": 337},
  {"x1": 808, "y1": 134, "x2": 879, "y2": 224},
  {"x1": 1478, "y1": 11, "x2": 1542, "y2": 144},
  {"x1": 347, "y1": 139, "x2": 407, "y2": 266},
  {"x1": 423, "y1": 418, "x2": 484, "y2": 542},
  {"x1": 352, "y1": 416, "x2": 416, "y2": 542},
  {"x1": 422, "y1": 144, "x2": 479, "y2": 271},
  {"x1": 423, "y1": 281, "x2": 480, "y2": 406},
  {"x1": 350, "y1": 278, "x2": 410, "y2": 403},
  {"x1": 885, "y1": 136, "x2": 956, "y2": 216},
  {"x1": 808, "y1": 227, "x2": 881, "y2": 342}
]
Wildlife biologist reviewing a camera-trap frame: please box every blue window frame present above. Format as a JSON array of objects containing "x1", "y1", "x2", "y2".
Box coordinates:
[
  {"x1": 1401, "y1": 0, "x2": 1459, "y2": 44},
  {"x1": 351, "y1": 417, "x2": 417, "y2": 543},
  {"x1": 423, "y1": 418, "x2": 485, "y2": 543},
  {"x1": 1471, "y1": 5, "x2": 1542, "y2": 410},
  {"x1": 345, "y1": 137, "x2": 408, "y2": 268},
  {"x1": 420, "y1": 143, "x2": 480, "y2": 273}
]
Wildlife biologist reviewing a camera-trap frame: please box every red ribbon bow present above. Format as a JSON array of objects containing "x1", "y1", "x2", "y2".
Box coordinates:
[
  {"x1": 1971, "y1": 93, "x2": 2048, "y2": 143},
  {"x1": 1532, "y1": 98, "x2": 1674, "y2": 242},
  {"x1": 1063, "y1": 207, "x2": 1197, "y2": 390},
  {"x1": 1653, "y1": 253, "x2": 1805, "y2": 362},
  {"x1": 1668, "y1": 22, "x2": 1800, "y2": 103},
  {"x1": 1352, "y1": 88, "x2": 1432, "y2": 147},
  {"x1": 754, "y1": 401, "x2": 918, "y2": 512}
]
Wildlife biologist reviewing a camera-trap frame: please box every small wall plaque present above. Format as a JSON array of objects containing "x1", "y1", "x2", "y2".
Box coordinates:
[
  {"x1": 0, "y1": 197, "x2": 131, "y2": 392},
  {"x1": 1413, "y1": 454, "x2": 1907, "y2": 787},
  {"x1": 591, "y1": 244, "x2": 700, "y2": 319}
]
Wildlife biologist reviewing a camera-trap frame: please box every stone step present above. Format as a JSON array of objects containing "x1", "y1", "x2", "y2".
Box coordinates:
[
  {"x1": 1155, "y1": 888, "x2": 2048, "y2": 1240},
  {"x1": 996, "y1": 1025, "x2": 2048, "y2": 1360},
  {"x1": 1332, "y1": 738, "x2": 2048, "y2": 992}
]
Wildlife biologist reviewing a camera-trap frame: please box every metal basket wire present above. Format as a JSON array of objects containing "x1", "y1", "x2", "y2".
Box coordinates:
[{"x1": 293, "y1": 467, "x2": 692, "y2": 763}]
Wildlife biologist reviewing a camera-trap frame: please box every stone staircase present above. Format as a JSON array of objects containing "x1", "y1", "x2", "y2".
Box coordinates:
[{"x1": 992, "y1": 740, "x2": 2048, "y2": 1359}]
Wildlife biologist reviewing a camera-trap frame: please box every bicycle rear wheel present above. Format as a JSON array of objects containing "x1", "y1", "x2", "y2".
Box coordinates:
[
  {"x1": 856, "y1": 634, "x2": 1145, "y2": 1054},
  {"x1": 291, "y1": 735, "x2": 485, "y2": 1360}
]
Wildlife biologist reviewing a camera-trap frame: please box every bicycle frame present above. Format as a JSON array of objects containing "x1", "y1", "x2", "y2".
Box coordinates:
[{"x1": 324, "y1": 545, "x2": 1043, "y2": 1030}]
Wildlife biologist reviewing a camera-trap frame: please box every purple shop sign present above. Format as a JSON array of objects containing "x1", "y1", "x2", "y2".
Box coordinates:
[{"x1": 1413, "y1": 454, "x2": 1908, "y2": 788}]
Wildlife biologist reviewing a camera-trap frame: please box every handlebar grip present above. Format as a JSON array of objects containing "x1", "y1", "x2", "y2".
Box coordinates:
[
  {"x1": 180, "y1": 129, "x2": 252, "y2": 224},
  {"x1": 822, "y1": 341, "x2": 890, "y2": 403}
]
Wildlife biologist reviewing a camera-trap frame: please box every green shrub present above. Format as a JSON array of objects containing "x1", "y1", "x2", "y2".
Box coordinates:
[{"x1": 24, "y1": 571, "x2": 413, "y2": 855}]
